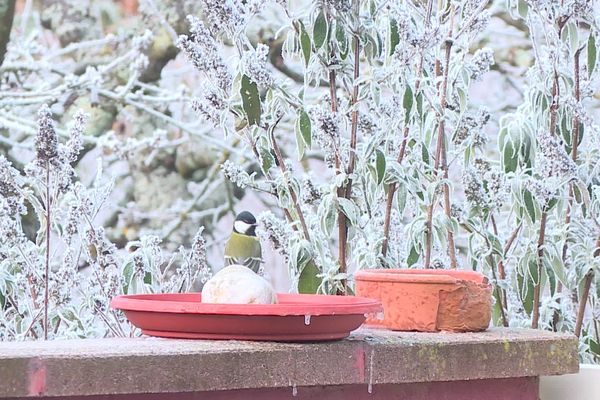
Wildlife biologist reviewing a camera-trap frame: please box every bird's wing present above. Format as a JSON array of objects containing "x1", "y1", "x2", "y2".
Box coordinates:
[
  {"x1": 225, "y1": 255, "x2": 262, "y2": 273},
  {"x1": 224, "y1": 232, "x2": 262, "y2": 273}
]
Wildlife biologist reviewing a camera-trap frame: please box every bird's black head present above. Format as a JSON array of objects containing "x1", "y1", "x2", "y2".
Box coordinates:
[{"x1": 233, "y1": 211, "x2": 257, "y2": 236}]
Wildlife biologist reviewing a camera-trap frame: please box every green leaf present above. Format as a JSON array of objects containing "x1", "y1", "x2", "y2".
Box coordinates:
[
  {"x1": 503, "y1": 140, "x2": 517, "y2": 173},
  {"x1": 549, "y1": 255, "x2": 568, "y2": 287},
  {"x1": 298, "y1": 110, "x2": 312, "y2": 148},
  {"x1": 421, "y1": 144, "x2": 430, "y2": 165},
  {"x1": 299, "y1": 21, "x2": 311, "y2": 67},
  {"x1": 259, "y1": 146, "x2": 274, "y2": 172},
  {"x1": 572, "y1": 181, "x2": 591, "y2": 211},
  {"x1": 457, "y1": 87, "x2": 467, "y2": 112},
  {"x1": 588, "y1": 34, "x2": 597, "y2": 78},
  {"x1": 589, "y1": 336, "x2": 600, "y2": 357},
  {"x1": 403, "y1": 85, "x2": 413, "y2": 123},
  {"x1": 548, "y1": 267, "x2": 556, "y2": 296},
  {"x1": 313, "y1": 10, "x2": 328, "y2": 49},
  {"x1": 407, "y1": 246, "x2": 419, "y2": 267},
  {"x1": 560, "y1": 114, "x2": 571, "y2": 147},
  {"x1": 389, "y1": 18, "x2": 399, "y2": 56},
  {"x1": 517, "y1": 0, "x2": 528, "y2": 18},
  {"x1": 528, "y1": 258, "x2": 540, "y2": 285},
  {"x1": 491, "y1": 297, "x2": 503, "y2": 326},
  {"x1": 318, "y1": 196, "x2": 337, "y2": 236},
  {"x1": 143, "y1": 272, "x2": 152, "y2": 285},
  {"x1": 397, "y1": 184, "x2": 407, "y2": 217},
  {"x1": 298, "y1": 260, "x2": 321, "y2": 294},
  {"x1": 240, "y1": 75, "x2": 261, "y2": 126},
  {"x1": 547, "y1": 198, "x2": 559, "y2": 213},
  {"x1": 416, "y1": 92, "x2": 423, "y2": 120},
  {"x1": 375, "y1": 149, "x2": 386, "y2": 185},
  {"x1": 295, "y1": 123, "x2": 306, "y2": 160},
  {"x1": 122, "y1": 262, "x2": 133, "y2": 294},
  {"x1": 335, "y1": 21, "x2": 348, "y2": 58},
  {"x1": 338, "y1": 198, "x2": 358, "y2": 226},
  {"x1": 523, "y1": 189, "x2": 537, "y2": 223},
  {"x1": 517, "y1": 266, "x2": 535, "y2": 316},
  {"x1": 561, "y1": 22, "x2": 578, "y2": 52}
]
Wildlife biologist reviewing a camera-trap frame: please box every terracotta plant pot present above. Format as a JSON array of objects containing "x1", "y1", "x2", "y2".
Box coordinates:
[{"x1": 354, "y1": 269, "x2": 492, "y2": 332}]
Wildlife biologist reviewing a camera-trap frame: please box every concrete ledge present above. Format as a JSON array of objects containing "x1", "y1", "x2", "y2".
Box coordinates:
[{"x1": 0, "y1": 328, "x2": 578, "y2": 398}]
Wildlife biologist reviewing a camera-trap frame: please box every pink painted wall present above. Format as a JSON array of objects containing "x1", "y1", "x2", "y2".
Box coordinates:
[{"x1": 6, "y1": 377, "x2": 538, "y2": 400}]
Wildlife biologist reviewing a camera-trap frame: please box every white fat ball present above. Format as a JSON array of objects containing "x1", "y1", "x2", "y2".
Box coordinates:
[{"x1": 202, "y1": 264, "x2": 277, "y2": 304}]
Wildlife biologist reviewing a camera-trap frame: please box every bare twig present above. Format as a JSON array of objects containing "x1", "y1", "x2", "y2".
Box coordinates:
[
  {"x1": 504, "y1": 221, "x2": 522, "y2": 255},
  {"x1": 23, "y1": 308, "x2": 44, "y2": 340}
]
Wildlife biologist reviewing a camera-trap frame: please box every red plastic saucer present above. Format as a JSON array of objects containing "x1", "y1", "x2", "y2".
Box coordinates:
[{"x1": 111, "y1": 293, "x2": 382, "y2": 342}]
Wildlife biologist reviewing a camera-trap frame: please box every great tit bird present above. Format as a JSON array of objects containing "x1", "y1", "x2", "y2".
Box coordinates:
[{"x1": 224, "y1": 211, "x2": 262, "y2": 273}]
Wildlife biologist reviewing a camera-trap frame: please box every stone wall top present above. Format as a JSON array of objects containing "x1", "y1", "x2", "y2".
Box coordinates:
[{"x1": 0, "y1": 327, "x2": 578, "y2": 398}]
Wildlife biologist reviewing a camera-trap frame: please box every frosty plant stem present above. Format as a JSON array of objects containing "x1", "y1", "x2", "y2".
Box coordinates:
[
  {"x1": 425, "y1": 10, "x2": 457, "y2": 269},
  {"x1": 562, "y1": 50, "x2": 582, "y2": 259},
  {"x1": 336, "y1": 0, "x2": 361, "y2": 292},
  {"x1": 44, "y1": 160, "x2": 50, "y2": 340},
  {"x1": 574, "y1": 235, "x2": 600, "y2": 337},
  {"x1": 325, "y1": 10, "x2": 345, "y2": 292},
  {"x1": 575, "y1": 272, "x2": 594, "y2": 338},
  {"x1": 343, "y1": 0, "x2": 362, "y2": 211},
  {"x1": 555, "y1": 48, "x2": 583, "y2": 329},
  {"x1": 490, "y1": 214, "x2": 514, "y2": 327},
  {"x1": 268, "y1": 125, "x2": 311, "y2": 242},
  {"x1": 532, "y1": 69, "x2": 560, "y2": 329},
  {"x1": 382, "y1": 0, "x2": 433, "y2": 259},
  {"x1": 531, "y1": 207, "x2": 547, "y2": 329}
]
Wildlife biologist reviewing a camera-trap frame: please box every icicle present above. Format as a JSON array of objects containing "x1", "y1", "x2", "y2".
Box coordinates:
[
  {"x1": 367, "y1": 349, "x2": 375, "y2": 394},
  {"x1": 304, "y1": 314, "x2": 311, "y2": 325},
  {"x1": 292, "y1": 383, "x2": 298, "y2": 397}
]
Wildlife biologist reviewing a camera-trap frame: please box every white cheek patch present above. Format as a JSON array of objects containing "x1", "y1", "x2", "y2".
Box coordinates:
[{"x1": 234, "y1": 221, "x2": 252, "y2": 234}]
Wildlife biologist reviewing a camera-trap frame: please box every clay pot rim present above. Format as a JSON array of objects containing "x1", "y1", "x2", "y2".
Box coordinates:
[
  {"x1": 111, "y1": 293, "x2": 382, "y2": 316},
  {"x1": 354, "y1": 268, "x2": 489, "y2": 285}
]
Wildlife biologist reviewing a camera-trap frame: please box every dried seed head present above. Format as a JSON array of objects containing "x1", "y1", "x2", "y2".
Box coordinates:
[
  {"x1": 178, "y1": 16, "x2": 232, "y2": 93},
  {"x1": 257, "y1": 211, "x2": 291, "y2": 260},
  {"x1": 536, "y1": 130, "x2": 577, "y2": 179},
  {"x1": 36, "y1": 104, "x2": 58, "y2": 163},
  {"x1": 470, "y1": 47, "x2": 494, "y2": 81},
  {"x1": 243, "y1": 43, "x2": 274, "y2": 87},
  {"x1": 221, "y1": 160, "x2": 252, "y2": 189}
]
